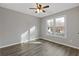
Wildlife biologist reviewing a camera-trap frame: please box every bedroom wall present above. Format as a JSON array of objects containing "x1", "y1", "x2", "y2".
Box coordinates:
[
  {"x1": 40, "y1": 6, "x2": 79, "y2": 49},
  {"x1": 0, "y1": 7, "x2": 40, "y2": 48},
  {"x1": 0, "y1": 5, "x2": 79, "y2": 49}
]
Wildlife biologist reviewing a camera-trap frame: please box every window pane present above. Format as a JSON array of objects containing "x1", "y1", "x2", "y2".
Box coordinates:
[
  {"x1": 47, "y1": 19, "x2": 54, "y2": 27},
  {"x1": 55, "y1": 17, "x2": 65, "y2": 36},
  {"x1": 47, "y1": 19, "x2": 54, "y2": 33}
]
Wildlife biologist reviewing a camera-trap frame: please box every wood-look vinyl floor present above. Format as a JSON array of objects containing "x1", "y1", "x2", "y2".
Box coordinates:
[{"x1": 0, "y1": 39, "x2": 79, "y2": 56}]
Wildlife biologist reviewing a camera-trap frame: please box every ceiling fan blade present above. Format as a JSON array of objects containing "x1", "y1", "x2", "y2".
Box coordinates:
[
  {"x1": 29, "y1": 8, "x2": 36, "y2": 9},
  {"x1": 42, "y1": 10, "x2": 46, "y2": 13},
  {"x1": 36, "y1": 3, "x2": 39, "y2": 7},
  {"x1": 39, "y1": 4, "x2": 42, "y2": 8},
  {"x1": 43, "y1": 5, "x2": 49, "y2": 8}
]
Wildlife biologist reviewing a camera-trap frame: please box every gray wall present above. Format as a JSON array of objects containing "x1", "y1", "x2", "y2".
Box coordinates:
[
  {"x1": 0, "y1": 6, "x2": 79, "y2": 49},
  {"x1": 40, "y1": 6, "x2": 79, "y2": 49},
  {"x1": 0, "y1": 7, "x2": 40, "y2": 48}
]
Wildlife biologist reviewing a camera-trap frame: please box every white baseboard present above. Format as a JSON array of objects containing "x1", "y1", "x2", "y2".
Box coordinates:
[
  {"x1": 0, "y1": 38, "x2": 39, "y2": 49},
  {"x1": 41, "y1": 38, "x2": 79, "y2": 50},
  {"x1": 0, "y1": 42, "x2": 21, "y2": 48},
  {"x1": 1, "y1": 38, "x2": 79, "y2": 50}
]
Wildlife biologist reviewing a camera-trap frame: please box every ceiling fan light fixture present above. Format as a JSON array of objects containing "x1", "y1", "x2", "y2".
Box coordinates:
[
  {"x1": 29, "y1": 3, "x2": 49, "y2": 13},
  {"x1": 40, "y1": 9, "x2": 43, "y2": 12},
  {"x1": 36, "y1": 9, "x2": 40, "y2": 13},
  {"x1": 36, "y1": 9, "x2": 42, "y2": 13}
]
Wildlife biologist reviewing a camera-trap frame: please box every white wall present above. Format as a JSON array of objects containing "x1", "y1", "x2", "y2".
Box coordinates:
[
  {"x1": 40, "y1": 6, "x2": 79, "y2": 49},
  {"x1": 0, "y1": 7, "x2": 40, "y2": 48}
]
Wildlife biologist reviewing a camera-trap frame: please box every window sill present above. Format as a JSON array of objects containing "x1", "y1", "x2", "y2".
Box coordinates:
[{"x1": 46, "y1": 33, "x2": 66, "y2": 39}]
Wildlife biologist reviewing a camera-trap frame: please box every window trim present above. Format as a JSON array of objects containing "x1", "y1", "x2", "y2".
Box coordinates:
[{"x1": 46, "y1": 15, "x2": 67, "y2": 38}]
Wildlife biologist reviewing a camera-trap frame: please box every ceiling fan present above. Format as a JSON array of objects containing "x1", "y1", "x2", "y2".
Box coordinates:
[{"x1": 29, "y1": 3, "x2": 49, "y2": 13}]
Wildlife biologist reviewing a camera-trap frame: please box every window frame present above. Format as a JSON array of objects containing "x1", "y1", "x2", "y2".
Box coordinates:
[{"x1": 46, "y1": 15, "x2": 67, "y2": 38}]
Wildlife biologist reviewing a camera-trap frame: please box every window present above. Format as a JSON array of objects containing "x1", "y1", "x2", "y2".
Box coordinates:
[
  {"x1": 47, "y1": 19, "x2": 54, "y2": 34},
  {"x1": 55, "y1": 17, "x2": 65, "y2": 36},
  {"x1": 47, "y1": 16, "x2": 66, "y2": 37}
]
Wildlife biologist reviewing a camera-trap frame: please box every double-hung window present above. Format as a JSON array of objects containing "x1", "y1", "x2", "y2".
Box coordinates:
[{"x1": 47, "y1": 16, "x2": 66, "y2": 37}]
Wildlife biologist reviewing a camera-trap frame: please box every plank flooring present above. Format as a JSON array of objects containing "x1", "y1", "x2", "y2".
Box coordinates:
[{"x1": 0, "y1": 39, "x2": 79, "y2": 56}]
